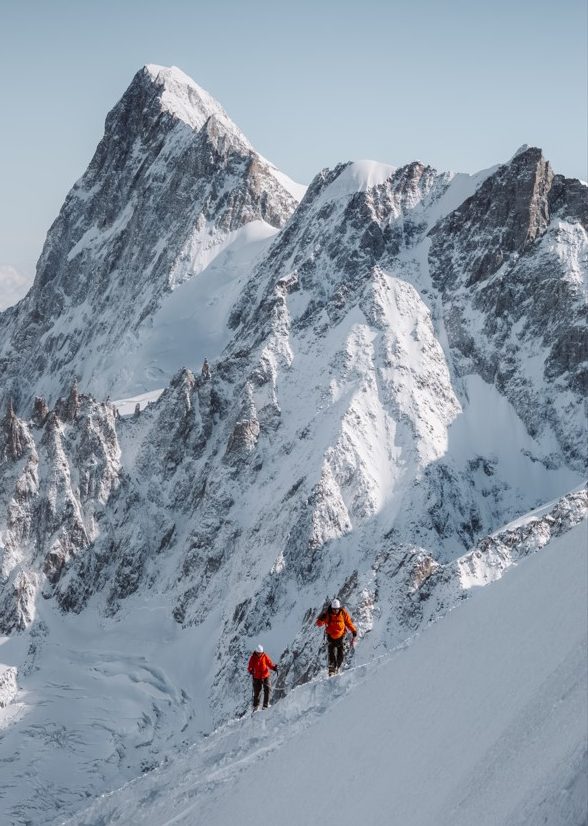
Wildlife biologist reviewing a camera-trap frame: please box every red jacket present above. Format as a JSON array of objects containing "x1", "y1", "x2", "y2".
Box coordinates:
[
  {"x1": 316, "y1": 607, "x2": 356, "y2": 640},
  {"x1": 247, "y1": 652, "x2": 276, "y2": 680}
]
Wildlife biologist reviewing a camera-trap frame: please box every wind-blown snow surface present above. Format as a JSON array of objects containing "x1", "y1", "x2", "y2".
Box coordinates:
[{"x1": 63, "y1": 521, "x2": 587, "y2": 826}]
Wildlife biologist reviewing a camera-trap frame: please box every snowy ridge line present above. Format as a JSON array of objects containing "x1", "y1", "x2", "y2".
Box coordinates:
[
  {"x1": 406, "y1": 484, "x2": 587, "y2": 614},
  {"x1": 62, "y1": 504, "x2": 587, "y2": 826},
  {"x1": 488, "y1": 480, "x2": 588, "y2": 536},
  {"x1": 385, "y1": 486, "x2": 588, "y2": 670},
  {"x1": 0, "y1": 65, "x2": 585, "y2": 823},
  {"x1": 276, "y1": 482, "x2": 586, "y2": 704},
  {"x1": 63, "y1": 486, "x2": 586, "y2": 826},
  {"x1": 61, "y1": 658, "x2": 379, "y2": 826},
  {"x1": 66, "y1": 646, "x2": 420, "y2": 826},
  {"x1": 159, "y1": 528, "x2": 588, "y2": 826},
  {"x1": 453, "y1": 484, "x2": 587, "y2": 590}
]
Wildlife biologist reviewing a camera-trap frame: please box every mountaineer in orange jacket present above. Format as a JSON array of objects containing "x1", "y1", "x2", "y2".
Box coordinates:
[
  {"x1": 316, "y1": 599, "x2": 357, "y2": 676},
  {"x1": 247, "y1": 644, "x2": 278, "y2": 710}
]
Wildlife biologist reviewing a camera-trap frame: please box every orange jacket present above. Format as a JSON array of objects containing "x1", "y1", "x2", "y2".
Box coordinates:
[
  {"x1": 316, "y1": 607, "x2": 356, "y2": 640},
  {"x1": 247, "y1": 652, "x2": 276, "y2": 680}
]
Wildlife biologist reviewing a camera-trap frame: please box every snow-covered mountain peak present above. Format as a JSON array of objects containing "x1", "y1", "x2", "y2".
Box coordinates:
[
  {"x1": 230, "y1": 158, "x2": 452, "y2": 328},
  {"x1": 138, "y1": 64, "x2": 236, "y2": 135},
  {"x1": 300, "y1": 158, "x2": 443, "y2": 214},
  {"x1": 0, "y1": 65, "x2": 303, "y2": 408}
]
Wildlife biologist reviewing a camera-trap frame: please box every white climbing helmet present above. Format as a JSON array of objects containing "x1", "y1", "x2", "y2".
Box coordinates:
[
  {"x1": 256, "y1": 644, "x2": 264, "y2": 653},
  {"x1": 331, "y1": 599, "x2": 341, "y2": 610}
]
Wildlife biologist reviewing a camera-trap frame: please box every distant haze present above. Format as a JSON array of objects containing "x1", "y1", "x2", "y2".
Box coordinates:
[{"x1": 0, "y1": 0, "x2": 586, "y2": 285}]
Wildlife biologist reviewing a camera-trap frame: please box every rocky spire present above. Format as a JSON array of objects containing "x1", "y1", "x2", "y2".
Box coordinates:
[
  {"x1": 2, "y1": 398, "x2": 26, "y2": 462},
  {"x1": 32, "y1": 396, "x2": 49, "y2": 426},
  {"x1": 66, "y1": 379, "x2": 80, "y2": 422}
]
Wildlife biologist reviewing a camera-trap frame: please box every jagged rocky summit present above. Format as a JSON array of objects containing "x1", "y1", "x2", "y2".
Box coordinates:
[
  {"x1": 0, "y1": 65, "x2": 586, "y2": 826},
  {"x1": 0, "y1": 65, "x2": 302, "y2": 407}
]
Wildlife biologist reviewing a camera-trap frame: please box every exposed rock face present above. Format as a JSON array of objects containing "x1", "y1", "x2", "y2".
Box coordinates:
[
  {"x1": 3, "y1": 146, "x2": 583, "y2": 661},
  {"x1": 430, "y1": 148, "x2": 554, "y2": 288},
  {"x1": 2, "y1": 399, "x2": 28, "y2": 462},
  {"x1": 0, "y1": 393, "x2": 120, "y2": 632},
  {"x1": 229, "y1": 159, "x2": 450, "y2": 337},
  {"x1": 429, "y1": 147, "x2": 587, "y2": 468},
  {"x1": 0, "y1": 65, "x2": 300, "y2": 409}
]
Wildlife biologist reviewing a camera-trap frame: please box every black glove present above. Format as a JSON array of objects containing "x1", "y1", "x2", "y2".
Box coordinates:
[
  {"x1": 274, "y1": 665, "x2": 279, "y2": 673},
  {"x1": 352, "y1": 632, "x2": 357, "y2": 638}
]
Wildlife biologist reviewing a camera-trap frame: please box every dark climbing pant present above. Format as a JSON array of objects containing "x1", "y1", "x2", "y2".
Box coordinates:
[
  {"x1": 252, "y1": 677, "x2": 271, "y2": 709},
  {"x1": 327, "y1": 636, "x2": 345, "y2": 674}
]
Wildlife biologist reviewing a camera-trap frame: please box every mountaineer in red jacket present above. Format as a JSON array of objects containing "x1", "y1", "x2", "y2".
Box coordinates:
[
  {"x1": 247, "y1": 644, "x2": 278, "y2": 710},
  {"x1": 316, "y1": 599, "x2": 357, "y2": 676}
]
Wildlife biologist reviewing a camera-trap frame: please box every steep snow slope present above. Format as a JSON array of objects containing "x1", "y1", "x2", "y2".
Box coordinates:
[
  {"x1": 64, "y1": 520, "x2": 588, "y2": 826},
  {"x1": 0, "y1": 488, "x2": 584, "y2": 825},
  {"x1": 123, "y1": 220, "x2": 280, "y2": 395}
]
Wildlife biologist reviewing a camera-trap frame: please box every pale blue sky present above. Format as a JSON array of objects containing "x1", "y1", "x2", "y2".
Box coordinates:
[{"x1": 1, "y1": 0, "x2": 586, "y2": 282}]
